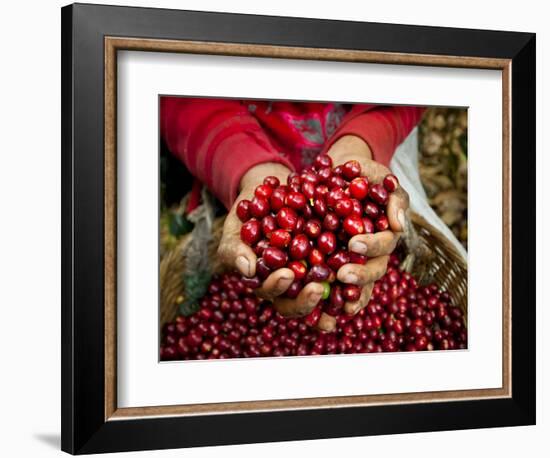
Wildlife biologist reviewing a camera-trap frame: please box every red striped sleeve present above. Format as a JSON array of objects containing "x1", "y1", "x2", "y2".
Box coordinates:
[
  {"x1": 161, "y1": 97, "x2": 294, "y2": 209},
  {"x1": 322, "y1": 105, "x2": 426, "y2": 166}
]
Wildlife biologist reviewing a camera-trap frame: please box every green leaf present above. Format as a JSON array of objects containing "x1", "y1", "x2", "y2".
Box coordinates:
[
  {"x1": 169, "y1": 212, "x2": 193, "y2": 237},
  {"x1": 179, "y1": 301, "x2": 199, "y2": 317},
  {"x1": 179, "y1": 270, "x2": 212, "y2": 316}
]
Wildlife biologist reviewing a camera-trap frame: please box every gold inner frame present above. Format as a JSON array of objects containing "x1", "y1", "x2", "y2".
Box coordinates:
[{"x1": 104, "y1": 37, "x2": 512, "y2": 421}]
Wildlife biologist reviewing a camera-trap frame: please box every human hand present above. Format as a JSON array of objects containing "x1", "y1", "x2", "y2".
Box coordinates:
[
  {"x1": 326, "y1": 135, "x2": 409, "y2": 315},
  {"x1": 218, "y1": 163, "x2": 333, "y2": 329}
]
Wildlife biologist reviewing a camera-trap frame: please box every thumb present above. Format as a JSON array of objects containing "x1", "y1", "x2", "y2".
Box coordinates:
[
  {"x1": 387, "y1": 187, "x2": 409, "y2": 233},
  {"x1": 218, "y1": 210, "x2": 258, "y2": 277},
  {"x1": 225, "y1": 241, "x2": 257, "y2": 277},
  {"x1": 235, "y1": 249, "x2": 257, "y2": 277}
]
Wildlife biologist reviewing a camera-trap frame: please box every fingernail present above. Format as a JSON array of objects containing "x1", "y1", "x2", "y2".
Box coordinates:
[
  {"x1": 236, "y1": 256, "x2": 250, "y2": 276},
  {"x1": 308, "y1": 293, "x2": 322, "y2": 306},
  {"x1": 308, "y1": 285, "x2": 324, "y2": 304},
  {"x1": 344, "y1": 273, "x2": 359, "y2": 284},
  {"x1": 397, "y1": 209, "x2": 406, "y2": 231},
  {"x1": 350, "y1": 241, "x2": 368, "y2": 254}
]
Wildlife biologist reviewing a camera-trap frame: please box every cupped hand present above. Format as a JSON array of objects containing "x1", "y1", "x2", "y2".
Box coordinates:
[
  {"x1": 217, "y1": 162, "x2": 332, "y2": 329},
  {"x1": 327, "y1": 135, "x2": 410, "y2": 315}
]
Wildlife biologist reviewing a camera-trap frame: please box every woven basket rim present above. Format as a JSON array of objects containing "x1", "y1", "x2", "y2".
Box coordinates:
[{"x1": 410, "y1": 212, "x2": 467, "y2": 271}]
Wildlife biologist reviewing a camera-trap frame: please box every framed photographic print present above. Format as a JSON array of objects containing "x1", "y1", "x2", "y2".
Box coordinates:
[{"x1": 61, "y1": 3, "x2": 536, "y2": 454}]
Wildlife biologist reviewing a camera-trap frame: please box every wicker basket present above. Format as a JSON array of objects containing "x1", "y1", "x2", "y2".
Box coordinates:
[{"x1": 159, "y1": 213, "x2": 467, "y2": 329}]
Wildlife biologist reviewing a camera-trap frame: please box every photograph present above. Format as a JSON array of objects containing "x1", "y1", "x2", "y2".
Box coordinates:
[
  {"x1": 159, "y1": 97, "x2": 468, "y2": 360},
  {"x1": 57, "y1": 3, "x2": 536, "y2": 453}
]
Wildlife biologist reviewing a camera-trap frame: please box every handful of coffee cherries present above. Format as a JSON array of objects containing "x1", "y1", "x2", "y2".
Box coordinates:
[{"x1": 236, "y1": 155, "x2": 400, "y2": 326}]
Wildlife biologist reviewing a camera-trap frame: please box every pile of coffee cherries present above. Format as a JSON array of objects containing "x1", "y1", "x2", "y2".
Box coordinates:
[
  {"x1": 236, "y1": 155, "x2": 399, "y2": 325},
  {"x1": 160, "y1": 255, "x2": 467, "y2": 361}
]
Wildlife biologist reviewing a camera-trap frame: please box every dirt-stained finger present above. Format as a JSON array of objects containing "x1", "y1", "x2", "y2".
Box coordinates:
[
  {"x1": 348, "y1": 231, "x2": 399, "y2": 258},
  {"x1": 217, "y1": 237, "x2": 257, "y2": 277},
  {"x1": 273, "y1": 282, "x2": 324, "y2": 317},
  {"x1": 344, "y1": 282, "x2": 374, "y2": 315},
  {"x1": 387, "y1": 187, "x2": 409, "y2": 233},
  {"x1": 255, "y1": 268, "x2": 295, "y2": 300},
  {"x1": 317, "y1": 312, "x2": 337, "y2": 332},
  {"x1": 337, "y1": 263, "x2": 370, "y2": 286}
]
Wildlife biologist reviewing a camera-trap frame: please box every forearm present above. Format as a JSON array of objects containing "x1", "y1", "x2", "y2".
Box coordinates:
[
  {"x1": 239, "y1": 162, "x2": 292, "y2": 195},
  {"x1": 326, "y1": 135, "x2": 373, "y2": 166}
]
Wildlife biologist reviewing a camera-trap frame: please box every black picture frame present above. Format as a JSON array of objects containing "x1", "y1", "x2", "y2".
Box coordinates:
[{"x1": 61, "y1": 3, "x2": 536, "y2": 454}]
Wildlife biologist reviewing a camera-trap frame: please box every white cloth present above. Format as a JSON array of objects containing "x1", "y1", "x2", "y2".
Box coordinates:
[{"x1": 390, "y1": 128, "x2": 467, "y2": 261}]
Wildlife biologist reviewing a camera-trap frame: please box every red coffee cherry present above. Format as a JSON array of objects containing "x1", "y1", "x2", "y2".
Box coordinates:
[
  {"x1": 343, "y1": 215, "x2": 365, "y2": 236},
  {"x1": 285, "y1": 191, "x2": 307, "y2": 210},
  {"x1": 317, "y1": 231, "x2": 337, "y2": 255},
  {"x1": 308, "y1": 248, "x2": 325, "y2": 266},
  {"x1": 253, "y1": 238, "x2": 270, "y2": 257},
  {"x1": 285, "y1": 281, "x2": 303, "y2": 299},
  {"x1": 343, "y1": 285, "x2": 361, "y2": 302},
  {"x1": 369, "y1": 184, "x2": 389, "y2": 206},
  {"x1": 255, "y1": 184, "x2": 273, "y2": 200},
  {"x1": 362, "y1": 217, "x2": 375, "y2": 234},
  {"x1": 304, "y1": 219, "x2": 322, "y2": 239},
  {"x1": 383, "y1": 174, "x2": 399, "y2": 192},
  {"x1": 323, "y1": 212, "x2": 340, "y2": 231},
  {"x1": 261, "y1": 215, "x2": 277, "y2": 236},
  {"x1": 289, "y1": 234, "x2": 311, "y2": 260},
  {"x1": 236, "y1": 199, "x2": 251, "y2": 222},
  {"x1": 269, "y1": 229, "x2": 292, "y2": 248},
  {"x1": 262, "y1": 247, "x2": 288, "y2": 270},
  {"x1": 313, "y1": 154, "x2": 333, "y2": 170},
  {"x1": 256, "y1": 258, "x2": 272, "y2": 280},
  {"x1": 349, "y1": 252, "x2": 367, "y2": 265},
  {"x1": 375, "y1": 215, "x2": 390, "y2": 232},
  {"x1": 241, "y1": 219, "x2": 261, "y2": 245},
  {"x1": 270, "y1": 187, "x2": 288, "y2": 212},
  {"x1": 304, "y1": 306, "x2": 322, "y2": 327},
  {"x1": 276, "y1": 207, "x2": 298, "y2": 231},
  {"x1": 306, "y1": 265, "x2": 331, "y2": 283},
  {"x1": 288, "y1": 260, "x2": 307, "y2": 280},
  {"x1": 326, "y1": 187, "x2": 345, "y2": 208},
  {"x1": 342, "y1": 160, "x2": 362, "y2": 180},
  {"x1": 334, "y1": 198, "x2": 353, "y2": 217},
  {"x1": 249, "y1": 196, "x2": 270, "y2": 218},
  {"x1": 349, "y1": 177, "x2": 369, "y2": 200},
  {"x1": 363, "y1": 201, "x2": 380, "y2": 219},
  {"x1": 326, "y1": 250, "x2": 350, "y2": 271},
  {"x1": 263, "y1": 176, "x2": 280, "y2": 188}
]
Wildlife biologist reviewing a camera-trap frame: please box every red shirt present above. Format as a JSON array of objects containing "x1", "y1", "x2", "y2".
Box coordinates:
[{"x1": 161, "y1": 97, "x2": 424, "y2": 209}]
